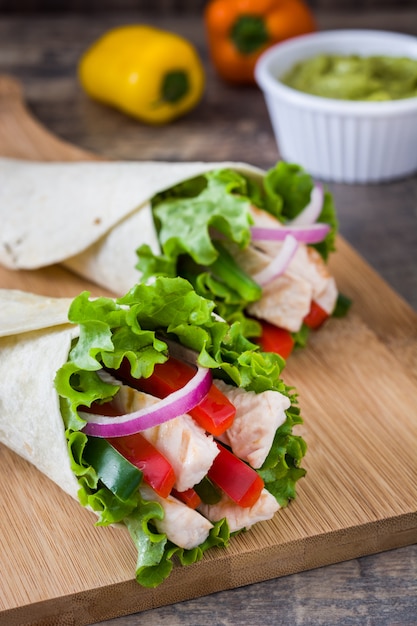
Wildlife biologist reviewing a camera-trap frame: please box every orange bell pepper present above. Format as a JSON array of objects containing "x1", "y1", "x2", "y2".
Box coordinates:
[{"x1": 204, "y1": 0, "x2": 316, "y2": 84}]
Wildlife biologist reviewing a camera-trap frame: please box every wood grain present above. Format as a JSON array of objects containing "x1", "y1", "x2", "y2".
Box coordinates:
[
  {"x1": 0, "y1": 76, "x2": 96, "y2": 163},
  {"x1": 0, "y1": 75, "x2": 416, "y2": 626}
]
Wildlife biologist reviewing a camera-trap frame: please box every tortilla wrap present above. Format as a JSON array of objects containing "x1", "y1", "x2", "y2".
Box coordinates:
[
  {"x1": 0, "y1": 158, "x2": 263, "y2": 294},
  {"x1": 0, "y1": 284, "x2": 306, "y2": 586},
  {"x1": 0, "y1": 290, "x2": 79, "y2": 499}
]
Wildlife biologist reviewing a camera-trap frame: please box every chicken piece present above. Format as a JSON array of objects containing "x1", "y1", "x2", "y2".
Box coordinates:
[
  {"x1": 143, "y1": 412, "x2": 219, "y2": 492},
  {"x1": 315, "y1": 277, "x2": 338, "y2": 315},
  {"x1": 113, "y1": 385, "x2": 219, "y2": 492},
  {"x1": 227, "y1": 241, "x2": 312, "y2": 332},
  {"x1": 250, "y1": 204, "x2": 281, "y2": 229},
  {"x1": 249, "y1": 206, "x2": 338, "y2": 315},
  {"x1": 302, "y1": 247, "x2": 338, "y2": 315},
  {"x1": 140, "y1": 484, "x2": 213, "y2": 549},
  {"x1": 198, "y1": 488, "x2": 280, "y2": 533},
  {"x1": 285, "y1": 245, "x2": 338, "y2": 315},
  {"x1": 231, "y1": 242, "x2": 271, "y2": 276},
  {"x1": 247, "y1": 267, "x2": 313, "y2": 332},
  {"x1": 224, "y1": 205, "x2": 338, "y2": 331},
  {"x1": 215, "y1": 381, "x2": 290, "y2": 468}
]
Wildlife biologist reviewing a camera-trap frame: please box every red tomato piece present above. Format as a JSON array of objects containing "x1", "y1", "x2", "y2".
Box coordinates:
[
  {"x1": 108, "y1": 432, "x2": 175, "y2": 499},
  {"x1": 171, "y1": 487, "x2": 202, "y2": 509},
  {"x1": 257, "y1": 320, "x2": 294, "y2": 359},
  {"x1": 81, "y1": 401, "x2": 119, "y2": 417},
  {"x1": 207, "y1": 443, "x2": 264, "y2": 508},
  {"x1": 303, "y1": 300, "x2": 329, "y2": 329},
  {"x1": 116, "y1": 356, "x2": 236, "y2": 437},
  {"x1": 189, "y1": 381, "x2": 236, "y2": 436}
]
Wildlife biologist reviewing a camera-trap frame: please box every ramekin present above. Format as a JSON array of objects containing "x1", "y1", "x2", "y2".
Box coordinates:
[{"x1": 255, "y1": 30, "x2": 417, "y2": 183}]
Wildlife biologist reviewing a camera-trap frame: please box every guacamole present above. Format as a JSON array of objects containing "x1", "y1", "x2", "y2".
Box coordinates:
[{"x1": 281, "y1": 53, "x2": 417, "y2": 101}]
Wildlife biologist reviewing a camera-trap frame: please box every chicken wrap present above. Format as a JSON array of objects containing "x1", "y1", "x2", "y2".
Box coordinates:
[
  {"x1": 136, "y1": 161, "x2": 351, "y2": 356},
  {"x1": 0, "y1": 157, "x2": 348, "y2": 358},
  {"x1": 0, "y1": 277, "x2": 306, "y2": 587}
]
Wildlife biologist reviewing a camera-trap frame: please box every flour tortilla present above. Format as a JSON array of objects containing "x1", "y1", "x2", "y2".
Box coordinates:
[
  {"x1": 0, "y1": 289, "x2": 79, "y2": 499},
  {"x1": 0, "y1": 289, "x2": 74, "y2": 337},
  {"x1": 0, "y1": 158, "x2": 264, "y2": 294}
]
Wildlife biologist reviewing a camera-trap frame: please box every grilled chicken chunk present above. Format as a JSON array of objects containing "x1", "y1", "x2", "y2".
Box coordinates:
[{"x1": 215, "y1": 381, "x2": 290, "y2": 468}]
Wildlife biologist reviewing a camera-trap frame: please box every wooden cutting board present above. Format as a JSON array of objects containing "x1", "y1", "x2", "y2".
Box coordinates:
[{"x1": 0, "y1": 75, "x2": 416, "y2": 626}]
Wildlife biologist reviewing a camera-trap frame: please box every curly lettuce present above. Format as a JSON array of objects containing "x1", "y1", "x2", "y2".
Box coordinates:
[
  {"x1": 55, "y1": 276, "x2": 306, "y2": 587},
  {"x1": 136, "y1": 161, "x2": 339, "y2": 343}
]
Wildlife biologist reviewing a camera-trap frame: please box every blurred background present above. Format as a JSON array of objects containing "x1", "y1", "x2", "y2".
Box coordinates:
[
  {"x1": 0, "y1": 0, "x2": 415, "y2": 12},
  {"x1": 0, "y1": 0, "x2": 416, "y2": 309}
]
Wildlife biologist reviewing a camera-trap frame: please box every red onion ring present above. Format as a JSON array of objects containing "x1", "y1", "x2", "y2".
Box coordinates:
[
  {"x1": 288, "y1": 183, "x2": 324, "y2": 226},
  {"x1": 250, "y1": 222, "x2": 330, "y2": 244},
  {"x1": 252, "y1": 235, "x2": 299, "y2": 286},
  {"x1": 80, "y1": 365, "x2": 212, "y2": 438}
]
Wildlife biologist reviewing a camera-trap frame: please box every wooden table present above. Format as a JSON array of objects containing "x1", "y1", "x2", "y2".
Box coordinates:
[{"x1": 0, "y1": 9, "x2": 416, "y2": 626}]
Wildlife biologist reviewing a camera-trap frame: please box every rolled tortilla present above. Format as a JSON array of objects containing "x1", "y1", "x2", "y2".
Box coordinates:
[
  {"x1": 0, "y1": 158, "x2": 263, "y2": 294},
  {"x1": 0, "y1": 288, "x2": 221, "y2": 502},
  {"x1": 0, "y1": 290, "x2": 79, "y2": 499},
  {"x1": 0, "y1": 284, "x2": 306, "y2": 585},
  {"x1": 0, "y1": 289, "x2": 218, "y2": 554}
]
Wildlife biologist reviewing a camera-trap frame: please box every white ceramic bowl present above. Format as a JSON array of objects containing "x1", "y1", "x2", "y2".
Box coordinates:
[{"x1": 255, "y1": 30, "x2": 417, "y2": 183}]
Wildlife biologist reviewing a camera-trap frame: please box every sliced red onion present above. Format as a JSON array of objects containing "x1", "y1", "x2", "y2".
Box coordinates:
[
  {"x1": 250, "y1": 222, "x2": 330, "y2": 245},
  {"x1": 288, "y1": 183, "x2": 324, "y2": 226},
  {"x1": 80, "y1": 365, "x2": 212, "y2": 438},
  {"x1": 252, "y1": 235, "x2": 299, "y2": 287}
]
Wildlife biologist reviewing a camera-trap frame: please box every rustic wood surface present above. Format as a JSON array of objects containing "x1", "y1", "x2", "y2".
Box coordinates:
[{"x1": 0, "y1": 8, "x2": 416, "y2": 626}]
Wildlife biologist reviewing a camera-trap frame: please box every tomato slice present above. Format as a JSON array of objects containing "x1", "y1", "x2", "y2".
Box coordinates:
[
  {"x1": 171, "y1": 487, "x2": 202, "y2": 509},
  {"x1": 116, "y1": 356, "x2": 236, "y2": 437},
  {"x1": 207, "y1": 443, "x2": 264, "y2": 508},
  {"x1": 257, "y1": 320, "x2": 294, "y2": 359},
  {"x1": 303, "y1": 300, "x2": 329, "y2": 329},
  {"x1": 109, "y1": 433, "x2": 175, "y2": 499}
]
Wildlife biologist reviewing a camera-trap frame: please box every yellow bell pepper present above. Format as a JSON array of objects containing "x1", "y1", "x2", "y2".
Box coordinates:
[{"x1": 78, "y1": 25, "x2": 205, "y2": 125}]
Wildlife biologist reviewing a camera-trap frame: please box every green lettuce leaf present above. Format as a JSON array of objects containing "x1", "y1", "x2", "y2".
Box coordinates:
[
  {"x1": 257, "y1": 404, "x2": 307, "y2": 506},
  {"x1": 263, "y1": 162, "x2": 337, "y2": 260}
]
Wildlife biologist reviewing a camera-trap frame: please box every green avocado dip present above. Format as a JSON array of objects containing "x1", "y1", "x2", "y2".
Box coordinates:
[{"x1": 281, "y1": 54, "x2": 417, "y2": 101}]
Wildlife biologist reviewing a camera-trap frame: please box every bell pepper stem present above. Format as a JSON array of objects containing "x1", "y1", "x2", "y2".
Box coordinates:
[{"x1": 231, "y1": 15, "x2": 268, "y2": 55}]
